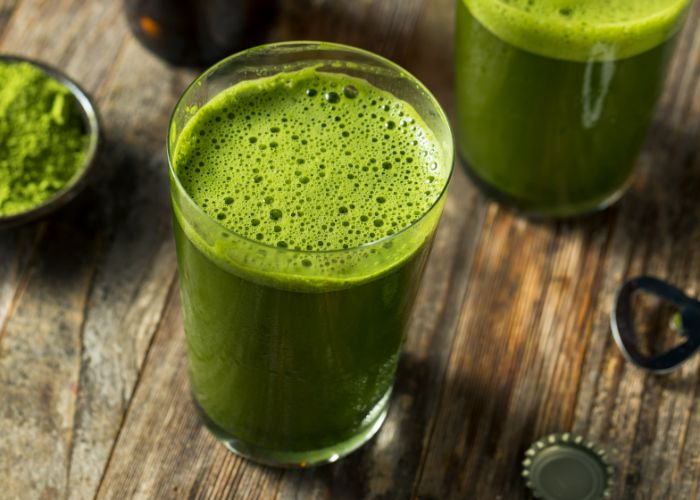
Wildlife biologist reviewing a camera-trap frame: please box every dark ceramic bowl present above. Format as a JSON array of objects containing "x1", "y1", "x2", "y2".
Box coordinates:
[{"x1": 0, "y1": 55, "x2": 101, "y2": 229}]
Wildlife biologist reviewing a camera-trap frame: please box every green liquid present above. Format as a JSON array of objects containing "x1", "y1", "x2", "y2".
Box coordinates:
[
  {"x1": 456, "y1": 0, "x2": 690, "y2": 215},
  {"x1": 172, "y1": 68, "x2": 448, "y2": 463}
]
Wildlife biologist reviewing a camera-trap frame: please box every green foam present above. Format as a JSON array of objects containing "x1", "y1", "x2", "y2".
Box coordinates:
[
  {"x1": 174, "y1": 67, "x2": 447, "y2": 253},
  {"x1": 463, "y1": 0, "x2": 691, "y2": 61}
]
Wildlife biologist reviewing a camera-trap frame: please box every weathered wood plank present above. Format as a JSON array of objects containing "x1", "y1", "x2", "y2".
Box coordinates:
[
  {"x1": 415, "y1": 1, "x2": 700, "y2": 498},
  {"x1": 415, "y1": 207, "x2": 615, "y2": 499},
  {"x1": 0, "y1": 1, "x2": 190, "y2": 499},
  {"x1": 0, "y1": 225, "x2": 41, "y2": 338},
  {"x1": 63, "y1": 36, "x2": 188, "y2": 499},
  {"x1": 0, "y1": 219, "x2": 98, "y2": 500},
  {"x1": 0, "y1": 1, "x2": 130, "y2": 496},
  {"x1": 0, "y1": 0, "x2": 22, "y2": 43}
]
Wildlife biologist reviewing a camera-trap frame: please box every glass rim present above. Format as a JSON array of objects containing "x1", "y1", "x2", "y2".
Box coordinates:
[{"x1": 167, "y1": 40, "x2": 454, "y2": 256}]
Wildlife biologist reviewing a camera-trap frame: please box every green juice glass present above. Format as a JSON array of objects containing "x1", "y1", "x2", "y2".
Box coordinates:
[
  {"x1": 456, "y1": 0, "x2": 693, "y2": 217},
  {"x1": 167, "y1": 42, "x2": 453, "y2": 467}
]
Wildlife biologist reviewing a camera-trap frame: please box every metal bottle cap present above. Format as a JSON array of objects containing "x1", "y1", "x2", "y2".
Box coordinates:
[{"x1": 522, "y1": 433, "x2": 614, "y2": 500}]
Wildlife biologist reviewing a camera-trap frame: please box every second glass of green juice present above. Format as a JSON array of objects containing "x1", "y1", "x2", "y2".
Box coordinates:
[
  {"x1": 167, "y1": 42, "x2": 453, "y2": 467},
  {"x1": 456, "y1": 0, "x2": 693, "y2": 216}
]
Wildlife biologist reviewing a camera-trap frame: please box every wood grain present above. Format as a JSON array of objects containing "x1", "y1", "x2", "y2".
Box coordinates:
[
  {"x1": 416, "y1": 1, "x2": 700, "y2": 498},
  {"x1": 63, "y1": 36, "x2": 186, "y2": 500},
  {"x1": 0, "y1": 1, "x2": 191, "y2": 499},
  {"x1": 0, "y1": 0, "x2": 699, "y2": 499},
  {"x1": 0, "y1": 218, "x2": 97, "y2": 499}
]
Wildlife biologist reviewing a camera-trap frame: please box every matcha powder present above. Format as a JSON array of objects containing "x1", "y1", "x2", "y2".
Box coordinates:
[{"x1": 0, "y1": 61, "x2": 88, "y2": 217}]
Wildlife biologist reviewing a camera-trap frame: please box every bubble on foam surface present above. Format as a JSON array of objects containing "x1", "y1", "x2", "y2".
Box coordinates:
[{"x1": 174, "y1": 68, "x2": 447, "y2": 252}]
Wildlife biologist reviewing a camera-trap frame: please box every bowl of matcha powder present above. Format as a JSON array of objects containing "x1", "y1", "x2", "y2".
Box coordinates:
[{"x1": 0, "y1": 56, "x2": 100, "y2": 228}]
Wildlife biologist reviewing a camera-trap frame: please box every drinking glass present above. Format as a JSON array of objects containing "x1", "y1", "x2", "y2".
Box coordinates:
[
  {"x1": 456, "y1": 0, "x2": 693, "y2": 216},
  {"x1": 167, "y1": 42, "x2": 454, "y2": 466}
]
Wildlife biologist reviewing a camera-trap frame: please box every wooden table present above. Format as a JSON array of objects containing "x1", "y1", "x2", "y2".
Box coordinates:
[{"x1": 1, "y1": 1, "x2": 699, "y2": 498}]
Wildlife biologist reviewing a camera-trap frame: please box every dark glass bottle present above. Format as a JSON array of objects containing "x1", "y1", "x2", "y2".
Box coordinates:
[{"x1": 124, "y1": 0, "x2": 277, "y2": 67}]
